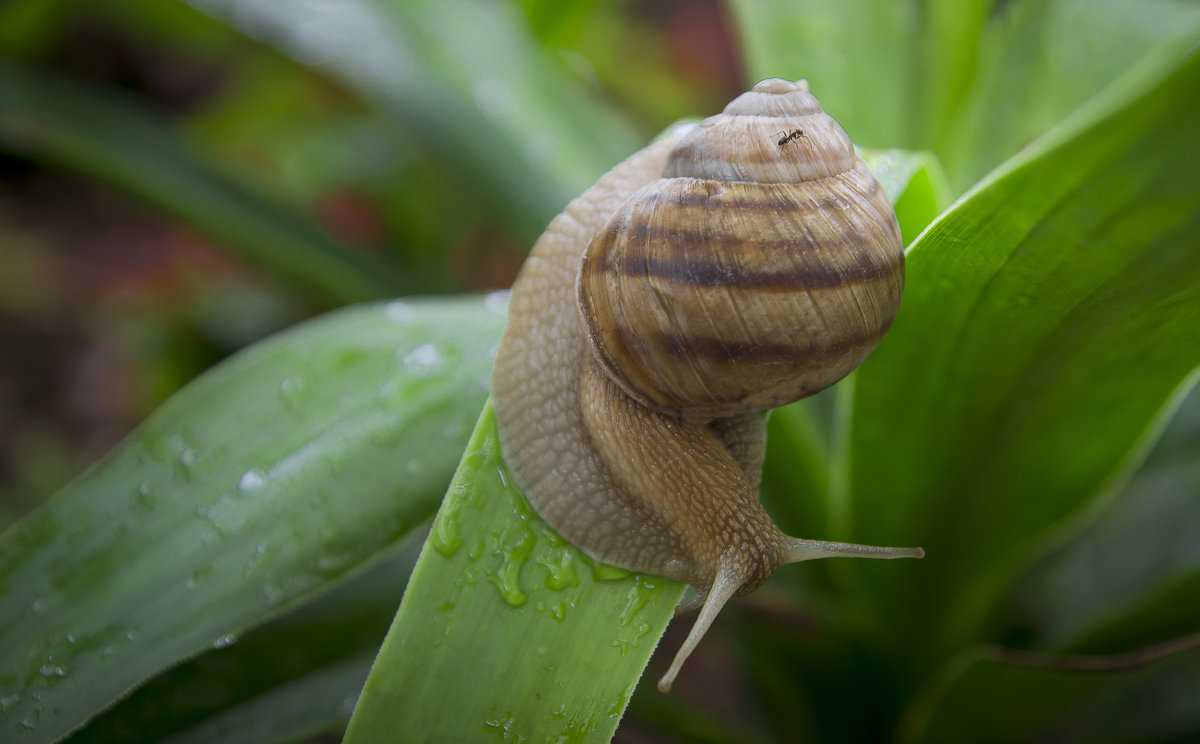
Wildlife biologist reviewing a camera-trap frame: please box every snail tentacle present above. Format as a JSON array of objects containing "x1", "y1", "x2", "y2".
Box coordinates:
[
  {"x1": 782, "y1": 538, "x2": 926, "y2": 564},
  {"x1": 658, "y1": 549, "x2": 752, "y2": 693}
]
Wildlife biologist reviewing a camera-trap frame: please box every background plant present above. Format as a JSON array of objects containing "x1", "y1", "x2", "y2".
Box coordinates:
[{"x1": 1, "y1": 0, "x2": 1198, "y2": 742}]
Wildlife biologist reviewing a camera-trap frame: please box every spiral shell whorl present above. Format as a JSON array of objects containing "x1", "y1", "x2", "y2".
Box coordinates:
[
  {"x1": 663, "y1": 78, "x2": 857, "y2": 184},
  {"x1": 578, "y1": 79, "x2": 904, "y2": 420}
]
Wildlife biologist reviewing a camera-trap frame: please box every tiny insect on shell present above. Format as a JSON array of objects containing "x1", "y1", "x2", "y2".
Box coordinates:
[
  {"x1": 777, "y1": 128, "x2": 804, "y2": 145},
  {"x1": 490, "y1": 78, "x2": 923, "y2": 693}
]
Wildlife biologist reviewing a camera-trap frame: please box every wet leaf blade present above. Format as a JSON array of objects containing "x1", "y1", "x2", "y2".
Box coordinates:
[
  {"x1": 344, "y1": 404, "x2": 684, "y2": 744},
  {"x1": 0, "y1": 296, "x2": 506, "y2": 743},
  {"x1": 70, "y1": 537, "x2": 422, "y2": 744}
]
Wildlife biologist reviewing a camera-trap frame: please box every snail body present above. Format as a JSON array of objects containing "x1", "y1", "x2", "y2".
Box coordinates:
[{"x1": 491, "y1": 79, "x2": 922, "y2": 692}]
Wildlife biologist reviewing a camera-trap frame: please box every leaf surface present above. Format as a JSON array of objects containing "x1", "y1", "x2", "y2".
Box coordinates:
[
  {"x1": 843, "y1": 36, "x2": 1200, "y2": 663},
  {"x1": 1002, "y1": 381, "x2": 1200, "y2": 654},
  {"x1": 344, "y1": 405, "x2": 685, "y2": 744},
  {"x1": 729, "y1": 0, "x2": 1200, "y2": 192},
  {"x1": 0, "y1": 296, "x2": 506, "y2": 742},
  {"x1": 901, "y1": 637, "x2": 1200, "y2": 743}
]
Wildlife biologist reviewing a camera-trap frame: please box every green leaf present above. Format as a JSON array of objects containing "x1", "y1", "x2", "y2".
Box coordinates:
[
  {"x1": 940, "y1": 0, "x2": 1200, "y2": 191},
  {"x1": 763, "y1": 147, "x2": 951, "y2": 535},
  {"x1": 378, "y1": 0, "x2": 643, "y2": 196},
  {"x1": 0, "y1": 61, "x2": 398, "y2": 305},
  {"x1": 729, "y1": 0, "x2": 1200, "y2": 193},
  {"x1": 859, "y1": 148, "x2": 953, "y2": 245},
  {"x1": 185, "y1": 0, "x2": 643, "y2": 243},
  {"x1": 1002, "y1": 379, "x2": 1200, "y2": 654},
  {"x1": 158, "y1": 652, "x2": 373, "y2": 744},
  {"x1": 843, "y1": 35, "x2": 1200, "y2": 663},
  {"x1": 900, "y1": 636, "x2": 1200, "y2": 743},
  {"x1": 762, "y1": 399, "x2": 831, "y2": 536},
  {"x1": 520, "y1": 0, "x2": 603, "y2": 45},
  {"x1": 0, "y1": 296, "x2": 506, "y2": 742},
  {"x1": 727, "y1": 0, "x2": 990, "y2": 150},
  {"x1": 71, "y1": 536, "x2": 422, "y2": 744},
  {"x1": 344, "y1": 404, "x2": 685, "y2": 744}
]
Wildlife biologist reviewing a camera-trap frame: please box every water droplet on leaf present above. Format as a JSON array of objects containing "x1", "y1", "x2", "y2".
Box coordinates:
[
  {"x1": 400, "y1": 343, "x2": 444, "y2": 375},
  {"x1": 383, "y1": 300, "x2": 415, "y2": 323},
  {"x1": 279, "y1": 376, "x2": 306, "y2": 410},
  {"x1": 238, "y1": 469, "x2": 267, "y2": 492},
  {"x1": 483, "y1": 290, "x2": 510, "y2": 315}
]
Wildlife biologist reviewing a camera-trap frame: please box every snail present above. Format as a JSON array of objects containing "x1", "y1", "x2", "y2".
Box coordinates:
[{"x1": 490, "y1": 78, "x2": 923, "y2": 693}]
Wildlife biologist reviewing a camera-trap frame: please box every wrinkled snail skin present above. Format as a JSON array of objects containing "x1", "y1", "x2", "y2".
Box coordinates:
[
  {"x1": 490, "y1": 78, "x2": 923, "y2": 693},
  {"x1": 491, "y1": 135, "x2": 697, "y2": 581}
]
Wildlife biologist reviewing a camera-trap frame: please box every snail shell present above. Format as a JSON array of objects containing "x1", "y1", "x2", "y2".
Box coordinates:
[
  {"x1": 578, "y1": 79, "x2": 903, "y2": 419},
  {"x1": 491, "y1": 78, "x2": 922, "y2": 693}
]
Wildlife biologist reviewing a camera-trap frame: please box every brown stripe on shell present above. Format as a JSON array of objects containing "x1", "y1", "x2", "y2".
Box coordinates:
[
  {"x1": 592, "y1": 284, "x2": 898, "y2": 372},
  {"x1": 576, "y1": 134, "x2": 904, "y2": 417},
  {"x1": 598, "y1": 228, "x2": 900, "y2": 292},
  {"x1": 639, "y1": 319, "x2": 892, "y2": 367},
  {"x1": 586, "y1": 169, "x2": 899, "y2": 294},
  {"x1": 603, "y1": 175, "x2": 887, "y2": 265},
  {"x1": 596, "y1": 308, "x2": 895, "y2": 413},
  {"x1": 663, "y1": 173, "x2": 879, "y2": 212}
]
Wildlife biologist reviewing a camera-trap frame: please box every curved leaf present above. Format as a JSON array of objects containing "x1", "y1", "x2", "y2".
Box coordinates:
[
  {"x1": 70, "y1": 536, "x2": 422, "y2": 744},
  {"x1": 901, "y1": 636, "x2": 1200, "y2": 743},
  {"x1": 344, "y1": 404, "x2": 684, "y2": 744},
  {"x1": 939, "y1": 0, "x2": 1200, "y2": 191},
  {"x1": 859, "y1": 148, "x2": 953, "y2": 247},
  {"x1": 729, "y1": 0, "x2": 1200, "y2": 192},
  {"x1": 728, "y1": 0, "x2": 989, "y2": 150},
  {"x1": 843, "y1": 35, "x2": 1200, "y2": 663},
  {"x1": 1002, "y1": 379, "x2": 1200, "y2": 654},
  {"x1": 0, "y1": 295, "x2": 506, "y2": 742}
]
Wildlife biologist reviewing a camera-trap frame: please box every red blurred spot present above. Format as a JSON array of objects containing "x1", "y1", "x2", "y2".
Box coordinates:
[{"x1": 315, "y1": 188, "x2": 387, "y2": 249}]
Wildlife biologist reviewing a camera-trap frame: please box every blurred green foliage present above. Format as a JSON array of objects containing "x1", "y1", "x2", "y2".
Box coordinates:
[
  {"x1": 0, "y1": 0, "x2": 739, "y2": 527},
  {"x1": 0, "y1": 0, "x2": 1198, "y2": 742}
]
